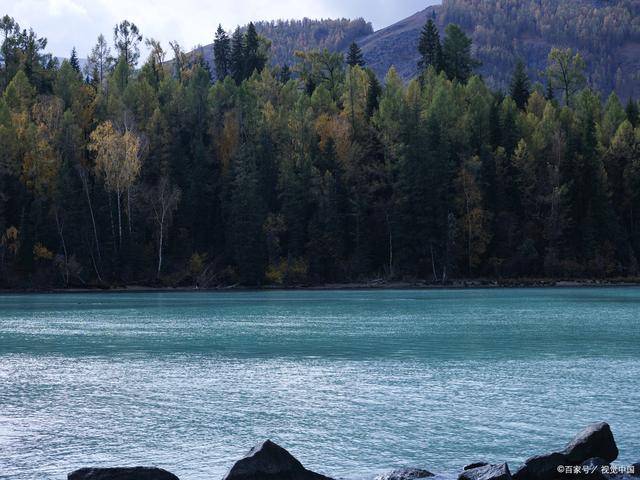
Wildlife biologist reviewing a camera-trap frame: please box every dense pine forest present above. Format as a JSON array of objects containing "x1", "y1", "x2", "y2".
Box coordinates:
[{"x1": 1, "y1": 13, "x2": 640, "y2": 289}]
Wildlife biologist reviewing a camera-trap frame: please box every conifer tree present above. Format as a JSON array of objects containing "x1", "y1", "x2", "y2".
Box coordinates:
[
  {"x1": 86, "y1": 34, "x2": 112, "y2": 87},
  {"x1": 346, "y1": 41, "x2": 365, "y2": 67},
  {"x1": 545, "y1": 82, "x2": 555, "y2": 102},
  {"x1": 365, "y1": 68, "x2": 382, "y2": 117},
  {"x1": 418, "y1": 19, "x2": 442, "y2": 73},
  {"x1": 213, "y1": 24, "x2": 231, "y2": 80},
  {"x1": 625, "y1": 98, "x2": 639, "y2": 127},
  {"x1": 113, "y1": 20, "x2": 142, "y2": 67},
  {"x1": 230, "y1": 27, "x2": 245, "y2": 84},
  {"x1": 279, "y1": 64, "x2": 291, "y2": 83},
  {"x1": 230, "y1": 151, "x2": 267, "y2": 285},
  {"x1": 69, "y1": 47, "x2": 81, "y2": 73},
  {"x1": 441, "y1": 24, "x2": 478, "y2": 83},
  {"x1": 510, "y1": 59, "x2": 530, "y2": 110},
  {"x1": 244, "y1": 22, "x2": 266, "y2": 78}
]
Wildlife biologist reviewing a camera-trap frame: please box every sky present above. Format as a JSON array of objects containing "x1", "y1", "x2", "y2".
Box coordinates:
[{"x1": 2, "y1": 0, "x2": 440, "y2": 59}]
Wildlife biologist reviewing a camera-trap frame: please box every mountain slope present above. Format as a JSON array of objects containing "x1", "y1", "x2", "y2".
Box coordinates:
[
  {"x1": 358, "y1": 6, "x2": 438, "y2": 83},
  {"x1": 186, "y1": 18, "x2": 373, "y2": 77},
  {"x1": 188, "y1": 0, "x2": 639, "y2": 98},
  {"x1": 360, "y1": 0, "x2": 640, "y2": 98}
]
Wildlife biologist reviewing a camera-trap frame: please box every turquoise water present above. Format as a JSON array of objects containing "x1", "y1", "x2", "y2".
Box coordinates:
[{"x1": 0, "y1": 288, "x2": 638, "y2": 479}]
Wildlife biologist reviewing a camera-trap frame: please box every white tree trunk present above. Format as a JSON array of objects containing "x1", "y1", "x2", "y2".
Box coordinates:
[
  {"x1": 117, "y1": 191, "x2": 122, "y2": 247},
  {"x1": 54, "y1": 207, "x2": 69, "y2": 285},
  {"x1": 157, "y1": 210, "x2": 165, "y2": 278},
  {"x1": 79, "y1": 169, "x2": 101, "y2": 260}
]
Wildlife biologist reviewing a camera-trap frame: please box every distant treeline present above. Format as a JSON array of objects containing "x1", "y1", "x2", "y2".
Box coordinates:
[
  {"x1": 183, "y1": 18, "x2": 373, "y2": 83},
  {"x1": 0, "y1": 14, "x2": 639, "y2": 288}
]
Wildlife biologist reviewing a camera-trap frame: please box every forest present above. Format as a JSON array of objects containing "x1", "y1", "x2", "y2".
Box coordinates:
[
  {"x1": 439, "y1": 0, "x2": 640, "y2": 99},
  {"x1": 1, "y1": 14, "x2": 640, "y2": 288},
  {"x1": 182, "y1": 18, "x2": 373, "y2": 83}
]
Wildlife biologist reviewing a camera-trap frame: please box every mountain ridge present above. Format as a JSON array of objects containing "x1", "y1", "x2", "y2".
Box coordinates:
[{"x1": 187, "y1": 0, "x2": 639, "y2": 98}]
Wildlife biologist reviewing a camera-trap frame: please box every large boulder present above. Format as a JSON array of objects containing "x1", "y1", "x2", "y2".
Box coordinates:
[
  {"x1": 577, "y1": 458, "x2": 607, "y2": 480},
  {"x1": 222, "y1": 439, "x2": 333, "y2": 480},
  {"x1": 459, "y1": 463, "x2": 512, "y2": 480},
  {"x1": 375, "y1": 468, "x2": 434, "y2": 480},
  {"x1": 67, "y1": 467, "x2": 179, "y2": 480},
  {"x1": 513, "y1": 423, "x2": 619, "y2": 480},
  {"x1": 562, "y1": 423, "x2": 618, "y2": 464},
  {"x1": 512, "y1": 452, "x2": 568, "y2": 480}
]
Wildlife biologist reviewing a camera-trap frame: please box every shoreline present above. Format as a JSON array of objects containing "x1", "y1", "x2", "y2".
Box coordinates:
[
  {"x1": 67, "y1": 423, "x2": 637, "y2": 480},
  {"x1": 2, "y1": 278, "x2": 640, "y2": 294}
]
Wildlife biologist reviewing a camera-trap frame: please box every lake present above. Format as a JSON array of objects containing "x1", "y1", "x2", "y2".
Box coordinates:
[{"x1": 0, "y1": 288, "x2": 638, "y2": 479}]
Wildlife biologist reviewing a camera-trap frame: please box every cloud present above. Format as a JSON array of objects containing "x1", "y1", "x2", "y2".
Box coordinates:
[{"x1": 3, "y1": 0, "x2": 439, "y2": 58}]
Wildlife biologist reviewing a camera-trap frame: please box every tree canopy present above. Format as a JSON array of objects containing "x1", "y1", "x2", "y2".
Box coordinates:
[{"x1": 0, "y1": 13, "x2": 639, "y2": 289}]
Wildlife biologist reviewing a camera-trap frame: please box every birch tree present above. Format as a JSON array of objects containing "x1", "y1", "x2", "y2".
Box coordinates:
[
  {"x1": 142, "y1": 177, "x2": 180, "y2": 277},
  {"x1": 88, "y1": 121, "x2": 142, "y2": 247}
]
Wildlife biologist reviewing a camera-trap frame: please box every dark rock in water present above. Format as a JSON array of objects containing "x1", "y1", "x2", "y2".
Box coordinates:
[
  {"x1": 513, "y1": 423, "x2": 619, "y2": 480},
  {"x1": 465, "y1": 463, "x2": 490, "y2": 471},
  {"x1": 222, "y1": 439, "x2": 333, "y2": 480},
  {"x1": 580, "y1": 457, "x2": 607, "y2": 468},
  {"x1": 459, "y1": 463, "x2": 511, "y2": 480},
  {"x1": 512, "y1": 452, "x2": 567, "y2": 480},
  {"x1": 375, "y1": 468, "x2": 434, "y2": 480},
  {"x1": 577, "y1": 458, "x2": 607, "y2": 480},
  {"x1": 562, "y1": 423, "x2": 618, "y2": 464},
  {"x1": 67, "y1": 467, "x2": 179, "y2": 480}
]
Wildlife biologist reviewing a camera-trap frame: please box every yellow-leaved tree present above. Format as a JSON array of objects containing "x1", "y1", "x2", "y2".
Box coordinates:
[{"x1": 88, "y1": 121, "x2": 142, "y2": 247}]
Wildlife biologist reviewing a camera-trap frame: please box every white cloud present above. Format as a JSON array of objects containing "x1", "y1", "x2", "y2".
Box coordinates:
[
  {"x1": 1, "y1": 0, "x2": 439, "y2": 58},
  {"x1": 49, "y1": 0, "x2": 87, "y2": 16}
]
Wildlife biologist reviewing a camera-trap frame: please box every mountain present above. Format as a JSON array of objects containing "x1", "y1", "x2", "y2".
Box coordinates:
[
  {"x1": 185, "y1": 18, "x2": 373, "y2": 76},
  {"x1": 357, "y1": 6, "x2": 437, "y2": 83},
  {"x1": 188, "y1": 0, "x2": 639, "y2": 99},
  {"x1": 360, "y1": 0, "x2": 640, "y2": 99}
]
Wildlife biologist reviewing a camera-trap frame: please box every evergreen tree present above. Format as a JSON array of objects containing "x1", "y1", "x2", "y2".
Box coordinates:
[
  {"x1": 278, "y1": 64, "x2": 291, "y2": 83},
  {"x1": 441, "y1": 24, "x2": 478, "y2": 83},
  {"x1": 510, "y1": 59, "x2": 530, "y2": 110},
  {"x1": 85, "y1": 34, "x2": 113, "y2": 88},
  {"x1": 213, "y1": 24, "x2": 231, "y2": 80},
  {"x1": 365, "y1": 68, "x2": 382, "y2": 118},
  {"x1": 230, "y1": 27, "x2": 245, "y2": 84},
  {"x1": 230, "y1": 151, "x2": 267, "y2": 285},
  {"x1": 113, "y1": 20, "x2": 142, "y2": 67},
  {"x1": 69, "y1": 47, "x2": 81, "y2": 74},
  {"x1": 0, "y1": 15, "x2": 19, "y2": 90},
  {"x1": 625, "y1": 98, "x2": 639, "y2": 127},
  {"x1": 545, "y1": 82, "x2": 555, "y2": 102},
  {"x1": 346, "y1": 41, "x2": 365, "y2": 67},
  {"x1": 418, "y1": 19, "x2": 442, "y2": 73},
  {"x1": 598, "y1": 92, "x2": 626, "y2": 148},
  {"x1": 244, "y1": 22, "x2": 267, "y2": 78},
  {"x1": 54, "y1": 60, "x2": 81, "y2": 109}
]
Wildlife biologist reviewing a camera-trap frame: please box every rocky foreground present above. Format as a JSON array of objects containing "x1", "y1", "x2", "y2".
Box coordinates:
[{"x1": 68, "y1": 422, "x2": 638, "y2": 480}]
